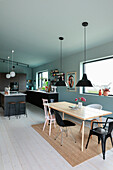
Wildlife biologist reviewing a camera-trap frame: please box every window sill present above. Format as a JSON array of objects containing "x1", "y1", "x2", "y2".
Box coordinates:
[{"x1": 81, "y1": 93, "x2": 113, "y2": 98}]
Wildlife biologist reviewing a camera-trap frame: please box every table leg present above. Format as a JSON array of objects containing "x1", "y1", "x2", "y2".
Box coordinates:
[
  {"x1": 99, "y1": 116, "x2": 102, "y2": 127},
  {"x1": 79, "y1": 122, "x2": 83, "y2": 133},
  {"x1": 81, "y1": 120, "x2": 84, "y2": 151},
  {"x1": 62, "y1": 112, "x2": 64, "y2": 120}
]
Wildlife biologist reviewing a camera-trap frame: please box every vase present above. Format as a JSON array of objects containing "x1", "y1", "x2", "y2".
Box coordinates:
[
  {"x1": 103, "y1": 91, "x2": 108, "y2": 96},
  {"x1": 78, "y1": 102, "x2": 82, "y2": 108},
  {"x1": 99, "y1": 89, "x2": 102, "y2": 96}
]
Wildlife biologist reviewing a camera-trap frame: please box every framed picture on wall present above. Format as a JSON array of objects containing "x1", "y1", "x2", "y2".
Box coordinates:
[{"x1": 66, "y1": 72, "x2": 77, "y2": 91}]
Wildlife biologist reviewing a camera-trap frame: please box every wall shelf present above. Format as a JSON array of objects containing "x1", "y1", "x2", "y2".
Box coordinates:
[{"x1": 50, "y1": 69, "x2": 65, "y2": 85}]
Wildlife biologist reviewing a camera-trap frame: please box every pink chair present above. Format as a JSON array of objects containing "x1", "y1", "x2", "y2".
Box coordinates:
[{"x1": 42, "y1": 99, "x2": 56, "y2": 136}]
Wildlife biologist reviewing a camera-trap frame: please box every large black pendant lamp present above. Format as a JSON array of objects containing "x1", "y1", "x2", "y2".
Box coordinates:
[
  {"x1": 76, "y1": 22, "x2": 93, "y2": 87},
  {"x1": 55, "y1": 37, "x2": 66, "y2": 86}
]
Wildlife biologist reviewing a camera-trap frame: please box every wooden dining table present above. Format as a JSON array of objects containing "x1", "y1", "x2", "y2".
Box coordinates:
[{"x1": 49, "y1": 101, "x2": 112, "y2": 151}]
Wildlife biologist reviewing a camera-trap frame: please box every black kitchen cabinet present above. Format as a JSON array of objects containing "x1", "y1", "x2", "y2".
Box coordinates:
[{"x1": 26, "y1": 90, "x2": 58, "y2": 108}]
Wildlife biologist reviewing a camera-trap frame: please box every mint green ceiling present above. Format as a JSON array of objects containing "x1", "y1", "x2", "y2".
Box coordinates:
[{"x1": 0, "y1": 0, "x2": 113, "y2": 67}]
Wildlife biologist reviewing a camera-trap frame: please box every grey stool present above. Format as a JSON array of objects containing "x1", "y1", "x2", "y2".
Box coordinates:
[
  {"x1": 8, "y1": 102, "x2": 16, "y2": 120},
  {"x1": 50, "y1": 99, "x2": 54, "y2": 103},
  {"x1": 18, "y1": 101, "x2": 27, "y2": 118}
]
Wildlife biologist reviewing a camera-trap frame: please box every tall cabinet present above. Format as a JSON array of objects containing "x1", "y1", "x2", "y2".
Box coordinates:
[{"x1": 0, "y1": 73, "x2": 26, "y2": 91}]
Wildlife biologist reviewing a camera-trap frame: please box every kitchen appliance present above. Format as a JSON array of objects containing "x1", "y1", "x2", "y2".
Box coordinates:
[
  {"x1": 51, "y1": 86, "x2": 57, "y2": 93},
  {"x1": 10, "y1": 82, "x2": 19, "y2": 92}
]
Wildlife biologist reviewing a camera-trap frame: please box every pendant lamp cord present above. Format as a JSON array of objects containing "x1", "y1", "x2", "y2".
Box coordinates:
[
  {"x1": 84, "y1": 26, "x2": 86, "y2": 62},
  {"x1": 60, "y1": 39, "x2": 62, "y2": 72},
  {"x1": 8, "y1": 56, "x2": 9, "y2": 73},
  {"x1": 83, "y1": 23, "x2": 88, "y2": 73},
  {"x1": 12, "y1": 50, "x2": 14, "y2": 70}
]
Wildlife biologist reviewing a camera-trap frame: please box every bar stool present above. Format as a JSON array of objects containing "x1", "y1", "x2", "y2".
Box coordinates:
[
  {"x1": 18, "y1": 101, "x2": 27, "y2": 118},
  {"x1": 8, "y1": 102, "x2": 16, "y2": 120}
]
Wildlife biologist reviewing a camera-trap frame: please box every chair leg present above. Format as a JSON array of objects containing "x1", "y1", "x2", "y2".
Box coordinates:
[
  {"x1": 61, "y1": 129, "x2": 63, "y2": 146},
  {"x1": 65, "y1": 127, "x2": 68, "y2": 137},
  {"x1": 43, "y1": 119, "x2": 47, "y2": 131},
  {"x1": 101, "y1": 137, "x2": 106, "y2": 160},
  {"x1": 25, "y1": 111, "x2": 27, "y2": 117},
  {"x1": 55, "y1": 127, "x2": 63, "y2": 146},
  {"x1": 69, "y1": 127, "x2": 76, "y2": 143},
  {"x1": 47, "y1": 120, "x2": 49, "y2": 126},
  {"x1": 85, "y1": 132, "x2": 91, "y2": 149},
  {"x1": 110, "y1": 134, "x2": 113, "y2": 147},
  {"x1": 55, "y1": 127, "x2": 61, "y2": 140},
  {"x1": 90, "y1": 119, "x2": 99, "y2": 138},
  {"x1": 49, "y1": 120, "x2": 52, "y2": 136},
  {"x1": 98, "y1": 136, "x2": 100, "y2": 144},
  {"x1": 54, "y1": 120, "x2": 56, "y2": 128}
]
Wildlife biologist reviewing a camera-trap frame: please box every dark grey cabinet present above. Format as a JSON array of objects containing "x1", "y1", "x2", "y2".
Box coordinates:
[{"x1": 0, "y1": 93, "x2": 26, "y2": 116}]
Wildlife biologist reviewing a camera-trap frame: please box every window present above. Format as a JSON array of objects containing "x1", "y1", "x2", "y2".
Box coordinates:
[
  {"x1": 36, "y1": 71, "x2": 48, "y2": 89},
  {"x1": 83, "y1": 57, "x2": 113, "y2": 95}
]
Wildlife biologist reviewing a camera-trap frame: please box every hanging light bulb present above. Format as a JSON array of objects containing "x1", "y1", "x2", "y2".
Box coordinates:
[
  {"x1": 10, "y1": 69, "x2": 15, "y2": 77},
  {"x1": 6, "y1": 74, "x2": 10, "y2": 79},
  {"x1": 10, "y1": 50, "x2": 16, "y2": 77},
  {"x1": 6, "y1": 56, "x2": 11, "y2": 79}
]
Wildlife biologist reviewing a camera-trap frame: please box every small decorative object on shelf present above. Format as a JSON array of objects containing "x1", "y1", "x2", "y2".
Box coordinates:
[
  {"x1": 48, "y1": 84, "x2": 51, "y2": 92},
  {"x1": 103, "y1": 88, "x2": 110, "y2": 96},
  {"x1": 50, "y1": 69, "x2": 65, "y2": 85},
  {"x1": 99, "y1": 89, "x2": 102, "y2": 96},
  {"x1": 75, "y1": 97, "x2": 86, "y2": 108},
  {"x1": 45, "y1": 86, "x2": 48, "y2": 92},
  {"x1": 50, "y1": 69, "x2": 59, "y2": 76}
]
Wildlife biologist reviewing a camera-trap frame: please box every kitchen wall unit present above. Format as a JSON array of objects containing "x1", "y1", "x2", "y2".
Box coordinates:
[{"x1": 0, "y1": 73, "x2": 26, "y2": 91}]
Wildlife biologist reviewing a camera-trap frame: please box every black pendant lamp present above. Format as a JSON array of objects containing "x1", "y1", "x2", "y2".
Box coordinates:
[
  {"x1": 55, "y1": 37, "x2": 66, "y2": 86},
  {"x1": 76, "y1": 22, "x2": 93, "y2": 87}
]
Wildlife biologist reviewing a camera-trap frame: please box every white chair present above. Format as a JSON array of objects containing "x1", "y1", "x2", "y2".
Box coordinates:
[
  {"x1": 80, "y1": 104, "x2": 103, "y2": 132},
  {"x1": 42, "y1": 98, "x2": 48, "y2": 105},
  {"x1": 42, "y1": 99, "x2": 56, "y2": 136},
  {"x1": 87, "y1": 104, "x2": 102, "y2": 110}
]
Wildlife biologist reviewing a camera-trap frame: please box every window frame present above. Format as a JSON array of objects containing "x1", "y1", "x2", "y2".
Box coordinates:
[
  {"x1": 36, "y1": 70, "x2": 48, "y2": 89},
  {"x1": 38, "y1": 72, "x2": 42, "y2": 88},
  {"x1": 83, "y1": 56, "x2": 113, "y2": 96}
]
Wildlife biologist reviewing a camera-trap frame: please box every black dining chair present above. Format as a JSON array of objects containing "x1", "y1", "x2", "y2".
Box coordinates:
[
  {"x1": 85, "y1": 117, "x2": 113, "y2": 160},
  {"x1": 54, "y1": 111, "x2": 76, "y2": 146}
]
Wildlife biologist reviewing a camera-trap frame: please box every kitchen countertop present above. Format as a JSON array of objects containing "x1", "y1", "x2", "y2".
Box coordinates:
[
  {"x1": 27, "y1": 90, "x2": 58, "y2": 94},
  {"x1": 0, "y1": 92, "x2": 26, "y2": 96}
]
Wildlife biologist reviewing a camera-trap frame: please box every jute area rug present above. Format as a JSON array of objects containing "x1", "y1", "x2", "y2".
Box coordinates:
[{"x1": 32, "y1": 122, "x2": 112, "y2": 167}]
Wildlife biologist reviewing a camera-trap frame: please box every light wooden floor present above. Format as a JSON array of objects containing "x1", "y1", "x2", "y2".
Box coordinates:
[{"x1": 0, "y1": 103, "x2": 113, "y2": 170}]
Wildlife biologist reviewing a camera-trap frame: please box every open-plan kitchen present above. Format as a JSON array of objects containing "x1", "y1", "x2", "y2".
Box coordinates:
[{"x1": 0, "y1": 1, "x2": 113, "y2": 170}]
